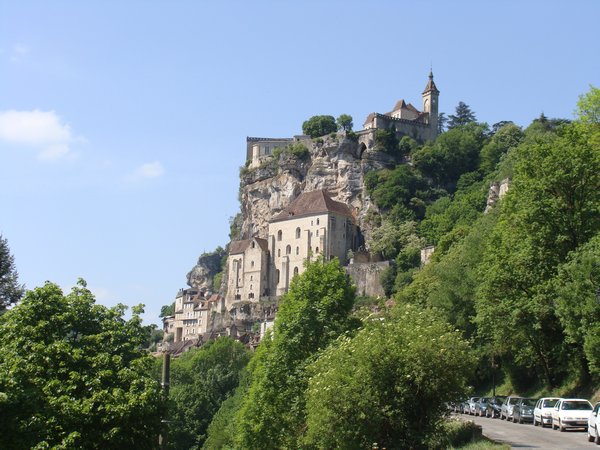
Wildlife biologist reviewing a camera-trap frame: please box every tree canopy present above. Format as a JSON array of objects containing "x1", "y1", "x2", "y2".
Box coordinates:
[
  {"x1": 447, "y1": 101, "x2": 477, "y2": 129},
  {"x1": 0, "y1": 234, "x2": 24, "y2": 311},
  {"x1": 0, "y1": 280, "x2": 165, "y2": 449},
  {"x1": 302, "y1": 115, "x2": 337, "y2": 138},
  {"x1": 336, "y1": 113, "x2": 353, "y2": 131}
]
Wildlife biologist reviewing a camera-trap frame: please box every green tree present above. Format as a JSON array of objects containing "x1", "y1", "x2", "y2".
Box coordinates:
[
  {"x1": 476, "y1": 121, "x2": 600, "y2": 387},
  {"x1": 302, "y1": 115, "x2": 337, "y2": 138},
  {"x1": 168, "y1": 337, "x2": 251, "y2": 449},
  {"x1": 235, "y1": 258, "x2": 356, "y2": 449},
  {"x1": 336, "y1": 113, "x2": 353, "y2": 131},
  {"x1": 554, "y1": 234, "x2": 600, "y2": 379},
  {"x1": 447, "y1": 101, "x2": 477, "y2": 129},
  {"x1": 159, "y1": 301, "x2": 175, "y2": 318},
  {"x1": 0, "y1": 280, "x2": 164, "y2": 449},
  {"x1": 0, "y1": 234, "x2": 24, "y2": 311},
  {"x1": 575, "y1": 85, "x2": 600, "y2": 124},
  {"x1": 373, "y1": 127, "x2": 399, "y2": 154},
  {"x1": 479, "y1": 122, "x2": 524, "y2": 173},
  {"x1": 438, "y1": 111, "x2": 448, "y2": 134},
  {"x1": 304, "y1": 304, "x2": 474, "y2": 449}
]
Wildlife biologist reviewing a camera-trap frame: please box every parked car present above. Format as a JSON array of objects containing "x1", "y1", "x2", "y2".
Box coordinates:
[
  {"x1": 533, "y1": 397, "x2": 560, "y2": 427},
  {"x1": 513, "y1": 398, "x2": 537, "y2": 424},
  {"x1": 500, "y1": 396, "x2": 522, "y2": 421},
  {"x1": 551, "y1": 398, "x2": 593, "y2": 431},
  {"x1": 475, "y1": 397, "x2": 490, "y2": 416},
  {"x1": 467, "y1": 397, "x2": 480, "y2": 415},
  {"x1": 587, "y1": 402, "x2": 600, "y2": 444},
  {"x1": 486, "y1": 396, "x2": 506, "y2": 418}
]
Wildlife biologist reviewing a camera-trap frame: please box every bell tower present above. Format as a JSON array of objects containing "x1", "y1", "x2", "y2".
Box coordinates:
[{"x1": 422, "y1": 70, "x2": 440, "y2": 139}]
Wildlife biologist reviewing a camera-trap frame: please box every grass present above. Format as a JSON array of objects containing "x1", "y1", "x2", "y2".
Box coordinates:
[{"x1": 450, "y1": 439, "x2": 510, "y2": 450}]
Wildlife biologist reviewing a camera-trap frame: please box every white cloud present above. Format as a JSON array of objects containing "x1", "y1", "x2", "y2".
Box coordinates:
[
  {"x1": 128, "y1": 161, "x2": 165, "y2": 181},
  {"x1": 9, "y1": 43, "x2": 30, "y2": 63},
  {"x1": 0, "y1": 109, "x2": 79, "y2": 160}
]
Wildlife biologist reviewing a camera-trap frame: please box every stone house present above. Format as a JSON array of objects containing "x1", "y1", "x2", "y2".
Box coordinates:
[{"x1": 225, "y1": 189, "x2": 357, "y2": 306}]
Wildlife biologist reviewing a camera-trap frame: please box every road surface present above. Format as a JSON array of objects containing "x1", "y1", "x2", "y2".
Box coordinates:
[{"x1": 460, "y1": 413, "x2": 596, "y2": 449}]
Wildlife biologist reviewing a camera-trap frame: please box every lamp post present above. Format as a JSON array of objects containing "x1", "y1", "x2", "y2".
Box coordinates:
[{"x1": 159, "y1": 352, "x2": 171, "y2": 449}]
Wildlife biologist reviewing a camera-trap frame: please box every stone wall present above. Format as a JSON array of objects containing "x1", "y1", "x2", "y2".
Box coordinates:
[{"x1": 345, "y1": 260, "x2": 389, "y2": 298}]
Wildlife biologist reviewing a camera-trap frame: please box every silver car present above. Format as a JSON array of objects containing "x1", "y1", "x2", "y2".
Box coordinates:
[{"x1": 500, "y1": 395, "x2": 522, "y2": 421}]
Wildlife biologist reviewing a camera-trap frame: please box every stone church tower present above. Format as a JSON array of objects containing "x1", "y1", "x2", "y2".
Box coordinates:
[{"x1": 422, "y1": 70, "x2": 440, "y2": 136}]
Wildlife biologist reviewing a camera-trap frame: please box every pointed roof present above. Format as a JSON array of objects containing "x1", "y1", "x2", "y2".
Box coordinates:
[
  {"x1": 229, "y1": 237, "x2": 269, "y2": 255},
  {"x1": 423, "y1": 70, "x2": 439, "y2": 94},
  {"x1": 270, "y1": 190, "x2": 353, "y2": 223}
]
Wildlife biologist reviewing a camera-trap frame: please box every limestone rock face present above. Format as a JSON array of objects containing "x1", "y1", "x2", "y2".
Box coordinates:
[
  {"x1": 484, "y1": 178, "x2": 511, "y2": 213},
  {"x1": 239, "y1": 133, "x2": 400, "y2": 242},
  {"x1": 186, "y1": 248, "x2": 226, "y2": 292}
]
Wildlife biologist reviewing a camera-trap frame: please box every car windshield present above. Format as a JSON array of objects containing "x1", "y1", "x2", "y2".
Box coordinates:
[
  {"x1": 543, "y1": 399, "x2": 558, "y2": 408},
  {"x1": 509, "y1": 398, "x2": 522, "y2": 405},
  {"x1": 561, "y1": 401, "x2": 592, "y2": 410},
  {"x1": 522, "y1": 399, "x2": 536, "y2": 407}
]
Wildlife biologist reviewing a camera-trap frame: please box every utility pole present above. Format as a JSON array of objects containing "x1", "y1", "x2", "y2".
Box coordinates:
[{"x1": 159, "y1": 352, "x2": 171, "y2": 449}]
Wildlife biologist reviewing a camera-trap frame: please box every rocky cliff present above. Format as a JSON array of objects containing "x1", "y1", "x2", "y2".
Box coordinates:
[{"x1": 238, "y1": 131, "x2": 401, "y2": 244}]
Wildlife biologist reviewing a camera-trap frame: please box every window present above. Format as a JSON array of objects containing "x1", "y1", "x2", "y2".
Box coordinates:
[
  {"x1": 293, "y1": 267, "x2": 299, "y2": 276},
  {"x1": 251, "y1": 260, "x2": 255, "y2": 268},
  {"x1": 296, "y1": 246, "x2": 299, "y2": 255},
  {"x1": 251, "y1": 241, "x2": 255, "y2": 248},
  {"x1": 296, "y1": 227, "x2": 301, "y2": 239},
  {"x1": 250, "y1": 275, "x2": 253, "y2": 281},
  {"x1": 275, "y1": 269, "x2": 280, "y2": 285},
  {"x1": 277, "y1": 230, "x2": 282, "y2": 241},
  {"x1": 286, "y1": 245, "x2": 291, "y2": 255},
  {"x1": 278, "y1": 249, "x2": 281, "y2": 257},
  {"x1": 316, "y1": 230, "x2": 319, "y2": 237},
  {"x1": 316, "y1": 247, "x2": 319, "y2": 253},
  {"x1": 316, "y1": 218, "x2": 320, "y2": 225}
]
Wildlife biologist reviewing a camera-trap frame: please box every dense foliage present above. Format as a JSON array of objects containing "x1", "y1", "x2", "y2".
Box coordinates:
[
  {"x1": 0, "y1": 280, "x2": 164, "y2": 449},
  {"x1": 0, "y1": 234, "x2": 24, "y2": 311},
  {"x1": 167, "y1": 337, "x2": 250, "y2": 449},
  {"x1": 304, "y1": 304, "x2": 473, "y2": 449},
  {"x1": 302, "y1": 115, "x2": 337, "y2": 138}
]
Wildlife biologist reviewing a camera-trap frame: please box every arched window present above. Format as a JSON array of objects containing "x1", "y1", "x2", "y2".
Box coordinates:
[
  {"x1": 296, "y1": 246, "x2": 299, "y2": 255},
  {"x1": 286, "y1": 245, "x2": 291, "y2": 255},
  {"x1": 316, "y1": 230, "x2": 319, "y2": 237},
  {"x1": 316, "y1": 218, "x2": 320, "y2": 225},
  {"x1": 251, "y1": 260, "x2": 255, "y2": 268},
  {"x1": 251, "y1": 241, "x2": 255, "y2": 248},
  {"x1": 293, "y1": 267, "x2": 299, "y2": 276},
  {"x1": 316, "y1": 247, "x2": 319, "y2": 254},
  {"x1": 250, "y1": 275, "x2": 253, "y2": 281},
  {"x1": 277, "y1": 230, "x2": 282, "y2": 241},
  {"x1": 278, "y1": 249, "x2": 281, "y2": 257},
  {"x1": 296, "y1": 227, "x2": 301, "y2": 239},
  {"x1": 275, "y1": 269, "x2": 280, "y2": 285}
]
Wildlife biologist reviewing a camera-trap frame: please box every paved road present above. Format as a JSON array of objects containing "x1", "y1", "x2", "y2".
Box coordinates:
[{"x1": 459, "y1": 413, "x2": 596, "y2": 449}]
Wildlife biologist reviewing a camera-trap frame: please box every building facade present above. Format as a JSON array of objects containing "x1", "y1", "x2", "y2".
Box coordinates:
[{"x1": 225, "y1": 189, "x2": 357, "y2": 306}]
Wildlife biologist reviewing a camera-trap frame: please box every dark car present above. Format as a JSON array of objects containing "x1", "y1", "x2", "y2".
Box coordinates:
[
  {"x1": 474, "y1": 397, "x2": 490, "y2": 417},
  {"x1": 513, "y1": 398, "x2": 537, "y2": 424},
  {"x1": 486, "y1": 396, "x2": 507, "y2": 418}
]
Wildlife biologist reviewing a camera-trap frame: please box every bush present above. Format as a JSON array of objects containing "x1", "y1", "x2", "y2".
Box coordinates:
[{"x1": 302, "y1": 115, "x2": 337, "y2": 138}]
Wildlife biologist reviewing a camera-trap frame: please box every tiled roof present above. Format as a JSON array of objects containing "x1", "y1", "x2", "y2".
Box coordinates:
[
  {"x1": 363, "y1": 112, "x2": 375, "y2": 126},
  {"x1": 423, "y1": 71, "x2": 439, "y2": 94},
  {"x1": 229, "y1": 237, "x2": 269, "y2": 255},
  {"x1": 270, "y1": 190, "x2": 353, "y2": 222}
]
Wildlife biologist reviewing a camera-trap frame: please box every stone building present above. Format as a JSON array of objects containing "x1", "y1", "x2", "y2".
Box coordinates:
[
  {"x1": 225, "y1": 189, "x2": 357, "y2": 306},
  {"x1": 362, "y1": 71, "x2": 439, "y2": 142}
]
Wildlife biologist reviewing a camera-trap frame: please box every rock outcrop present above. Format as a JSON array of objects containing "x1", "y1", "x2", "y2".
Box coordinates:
[
  {"x1": 186, "y1": 248, "x2": 226, "y2": 292},
  {"x1": 484, "y1": 178, "x2": 511, "y2": 213},
  {"x1": 239, "y1": 131, "x2": 401, "y2": 244}
]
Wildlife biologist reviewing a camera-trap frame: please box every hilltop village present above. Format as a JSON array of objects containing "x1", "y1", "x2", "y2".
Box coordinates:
[{"x1": 162, "y1": 72, "x2": 441, "y2": 351}]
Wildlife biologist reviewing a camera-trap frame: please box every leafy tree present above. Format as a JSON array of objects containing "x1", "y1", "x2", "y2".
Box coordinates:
[
  {"x1": 575, "y1": 85, "x2": 600, "y2": 124},
  {"x1": 479, "y1": 123, "x2": 524, "y2": 173},
  {"x1": 303, "y1": 304, "x2": 474, "y2": 449},
  {"x1": 413, "y1": 122, "x2": 488, "y2": 187},
  {"x1": 168, "y1": 337, "x2": 250, "y2": 449},
  {"x1": 234, "y1": 258, "x2": 356, "y2": 449},
  {"x1": 365, "y1": 165, "x2": 428, "y2": 214},
  {"x1": 476, "y1": 121, "x2": 600, "y2": 387},
  {"x1": 368, "y1": 220, "x2": 421, "y2": 260},
  {"x1": 0, "y1": 234, "x2": 24, "y2": 311},
  {"x1": 302, "y1": 115, "x2": 337, "y2": 138},
  {"x1": 553, "y1": 234, "x2": 600, "y2": 379},
  {"x1": 438, "y1": 111, "x2": 448, "y2": 134},
  {"x1": 0, "y1": 280, "x2": 164, "y2": 449},
  {"x1": 336, "y1": 113, "x2": 353, "y2": 131},
  {"x1": 447, "y1": 101, "x2": 476, "y2": 129},
  {"x1": 373, "y1": 127, "x2": 399, "y2": 154},
  {"x1": 159, "y1": 301, "x2": 175, "y2": 318}
]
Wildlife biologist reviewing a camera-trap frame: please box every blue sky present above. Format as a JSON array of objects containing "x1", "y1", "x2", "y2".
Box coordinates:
[{"x1": 1, "y1": 1, "x2": 599, "y2": 325}]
